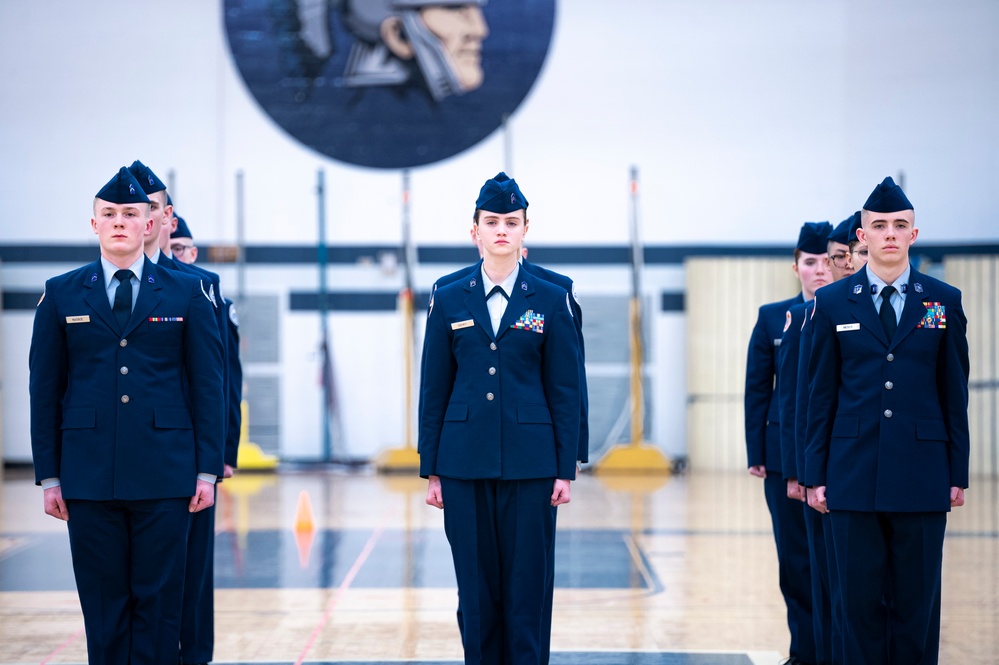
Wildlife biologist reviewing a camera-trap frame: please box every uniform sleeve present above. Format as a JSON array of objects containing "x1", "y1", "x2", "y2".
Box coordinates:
[
  {"x1": 938, "y1": 294, "x2": 970, "y2": 489},
  {"x1": 744, "y1": 309, "x2": 773, "y2": 467},
  {"x1": 803, "y1": 297, "x2": 840, "y2": 487},
  {"x1": 184, "y1": 279, "x2": 226, "y2": 477},
  {"x1": 776, "y1": 311, "x2": 800, "y2": 479},
  {"x1": 794, "y1": 311, "x2": 813, "y2": 480},
  {"x1": 224, "y1": 303, "x2": 243, "y2": 467},
  {"x1": 569, "y1": 281, "x2": 590, "y2": 463},
  {"x1": 418, "y1": 296, "x2": 457, "y2": 478},
  {"x1": 541, "y1": 292, "x2": 582, "y2": 480},
  {"x1": 28, "y1": 281, "x2": 67, "y2": 484}
]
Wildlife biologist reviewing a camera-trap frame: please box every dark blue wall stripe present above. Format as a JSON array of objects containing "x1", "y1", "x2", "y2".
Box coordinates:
[{"x1": 5, "y1": 243, "x2": 997, "y2": 265}]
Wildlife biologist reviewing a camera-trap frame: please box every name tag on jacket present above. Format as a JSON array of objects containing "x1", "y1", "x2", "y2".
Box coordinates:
[
  {"x1": 451, "y1": 319, "x2": 474, "y2": 330},
  {"x1": 66, "y1": 315, "x2": 90, "y2": 324},
  {"x1": 836, "y1": 323, "x2": 861, "y2": 332}
]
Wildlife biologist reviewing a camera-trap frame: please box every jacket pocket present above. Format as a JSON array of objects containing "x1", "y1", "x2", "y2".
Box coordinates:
[
  {"x1": 915, "y1": 419, "x2": 948, "y2": 441},
  {"x1": 831, "y1": 415, "x2": 859, "y2": 438},
  {"x1": 443, "y1": 403, "x2": 468, "y2": 422},
  {"x1": 61, "y1": 407, "x2": 95, "y2": 429},
  {"x1": 154, "y1": 407, "x2": 193, "y2": 429},
  {"x1": 518, "y1": 404, "x2": 553, "y2": 424}
]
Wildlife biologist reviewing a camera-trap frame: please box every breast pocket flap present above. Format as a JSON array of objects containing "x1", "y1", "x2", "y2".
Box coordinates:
[
  {"x1": 443, "y1": 403, "x2": 468, "y2": 422},
  {"x1": 154, "y1": 407, "x2": 193, "y2": 429},
  {"x1": 518, "y1": 404, "x2": 553, "y2": 424},
  {"x1": 61, "y1": 407, "x2": 96, "y2": 429}
]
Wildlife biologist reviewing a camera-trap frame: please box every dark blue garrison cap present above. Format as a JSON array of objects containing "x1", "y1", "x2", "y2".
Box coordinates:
[
  {"x1": 846, "y1": 211, "x2": 862, "y2": 243},
  {"x1": 96, "y1": 167, "x2": 151, "y2": 205},
  {"x1": 475, "y1": 172, "x2": 528, "y2": 214},
  {"x1": 829, "y1": 214, "x2": 855, "y2": 245},
  {"x1": 128, "y1": 160, "x2": 167, "y2": 195},
  {"x1": 796, "y1": 221, "x2": 832, "y2": 254},
  {"x1": 171, "y1": 215, "x2": 192, "y2": 239},
  {"x1": 863, "y1": 176, "x2": 913, "y2": 212}
]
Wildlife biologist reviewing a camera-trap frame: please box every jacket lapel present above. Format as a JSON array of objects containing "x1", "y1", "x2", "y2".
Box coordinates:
[
  {"x1": 462, "y1": 262, "x2": 494, "y2": 340},
  {"x1": 496, "y1": 267, "x2": 534, "y2": 341},
  {"x1": 82, "y1": 260, "x2": 118, "y2": 332},
  {"x1": 123, "y1": 257, "x2": 162, "y2": 336},
  {"x1": 892, "y1": 267, "x2": 930, "y2": 350},
  {"x1": 847, "y1": 266, "x2": 890, "y2": 347}
]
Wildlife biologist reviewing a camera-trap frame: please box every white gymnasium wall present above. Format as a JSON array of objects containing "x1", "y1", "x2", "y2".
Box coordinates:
[{"x1": 2, "y1": 1, "x2": 998, "y2": 463}]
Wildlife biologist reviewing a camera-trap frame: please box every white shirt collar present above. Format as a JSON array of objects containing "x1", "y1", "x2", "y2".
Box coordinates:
[
  {"x1": 480, "y1": 264, "x2": 519, "y2": 298},
  {"x1": 101, "y1": 255, "x2": 145, "y2": 290}
]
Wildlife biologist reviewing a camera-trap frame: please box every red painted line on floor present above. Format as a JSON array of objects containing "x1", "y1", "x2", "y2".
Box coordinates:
[
  {"x1": 294, "y1": 525, "x2": 386, "y2": 665},
  {"x1": 40, "y1": 626, "x2": 85, "y2": 665}
]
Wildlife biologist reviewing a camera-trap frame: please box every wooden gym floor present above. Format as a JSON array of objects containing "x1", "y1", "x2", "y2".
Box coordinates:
[{"x1": 1, "y1": 468, "x2": 996, "y2": 664}]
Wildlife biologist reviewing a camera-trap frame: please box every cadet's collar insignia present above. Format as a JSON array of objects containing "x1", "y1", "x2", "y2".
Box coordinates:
[
  {"x1": 900, "y1": 283, "x2": 908, "y2": 294},
  {"x1": 917, "y1": 302, "x2": 946, "y2": 329},
  {"x1": 228, "y1": 303, "x2": 239, "y2": 326},
  {"x1": 37, "y1": 288, "x2": 45, "y2": 306},
  {"x1": 91, "y1": 273, "x2": 98, "y2": 282},
  {"x1": 914, "y1": 282, "x2": 923, "y2": 293},
  {"x1": 783, "y1": 310, "x2": 792, "y2": 332},
  {"x1": 511, "y1": 309, "x2": 544, "y2": 333},
  {"x1": 870, "y1": 284, "x2": 878, "y2": 294},
  {"x1": 469, "y1": 278, "x2": 476, "y2": 288},
  {"x1": 521, "y1": 280, "x2": 527, "y2": 291},
  {"x1": 853, "y1": 284, "x2": 863, "y2": 294},
  {"x1": 147, "y1": 275, "x2": 155, "y2": 283}
]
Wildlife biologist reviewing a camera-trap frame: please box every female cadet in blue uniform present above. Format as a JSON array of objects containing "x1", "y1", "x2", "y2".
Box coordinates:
[
  {"x1": 419, "y1": 173, "x2": 581, "y2": 664},
  {"x1": 804, "y1": 177, "x2": 969, "y2": 665},
  {"x1": 29, "y1": 167, "x2": 224, "y2": 665},
  {"x1": 745, "y1": 220, "x2": 831, "y2": 665}
]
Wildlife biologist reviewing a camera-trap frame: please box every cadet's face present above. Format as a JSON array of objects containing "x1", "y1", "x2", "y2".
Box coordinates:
[
  {"x1": 421, "y1": 5, "x2": 488, "y2": 90},
  {"x1": 826, "y1": 241, "x2": 854, "y2": 280},
  {"x1": 793, "y1": 251, "x2": 831, "y2": 299},
  {"x1": 143, "y1": 191, "x2": 171, "y2": 247},
  {"x1": 858, "y1": 210, "x2": 917, "y2": 268},
  {"x1": 476, "y1": 210, "x2": 527, "y2": 259},
  {"x1": 849, "y1": 243, "x2": 869, "y2": 270},
  {"x1": 92, "y1": 200, "x2": 153, "y2": 259}
]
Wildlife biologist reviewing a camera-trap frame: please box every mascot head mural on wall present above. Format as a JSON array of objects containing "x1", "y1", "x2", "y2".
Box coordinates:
[{"x1": 225, "y1": 0, "x2": 556, "y2": 168}]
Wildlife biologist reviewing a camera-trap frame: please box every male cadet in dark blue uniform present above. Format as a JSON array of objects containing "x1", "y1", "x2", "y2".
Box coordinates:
[
  {"x1": 420, "y1": 173, "x2": 582, "y2": 664},
  {"x1": 422, "y1": 173, "x2": 588, "y2": 663},
  {"x1": 170, "y1": 215, "x2": 244, "y2": 665},
  {"x1": 29, "y1": 167, "x2": 224, "y2": 665},
  {"x1": 746, "y1": 221, "x2": 831, "y2": 665},
  {"x1": 804, "y1": 177, "x2": 969, "y2": 665},
  {"x1": 777, "y1": 212, "x2": 859, "y2": 665},
  {"x1": 127, "y1": 161, "x2": 230, "y2": 665}
]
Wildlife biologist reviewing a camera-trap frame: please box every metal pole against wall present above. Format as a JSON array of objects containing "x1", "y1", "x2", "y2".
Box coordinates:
[{"x1": 235, "y1": 170, "x2": 245, "y2": 303}]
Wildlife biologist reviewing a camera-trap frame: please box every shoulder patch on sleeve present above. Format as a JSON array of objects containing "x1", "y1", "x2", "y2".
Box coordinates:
[
  {"x1": 37, "y1": 287, "x2": 45, "y2": 306},
  {"x1": 783, "y1": 310, "x2": 792, "y2": 332},
  {"x1": 566, "y1": 293, "x2": 573, "y2": 317},
  {"x1": 228, "y1": 302, "x2": 239, "y2": 327},
  {"x1": 200, "y1": 279, "x2": 219, "y2": 308},
  {"x1": 571, "y1": 283, "x2": 579, "y2": 305}
]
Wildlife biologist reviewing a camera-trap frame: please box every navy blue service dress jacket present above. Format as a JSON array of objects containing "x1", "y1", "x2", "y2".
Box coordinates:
[
  {"x1": 29, "y1": 257, "x2": 225, "y2": 499},
  {"x1": 419, "y1": 264, "x2": 581, "y2": 481},
  {"x1": 745, "y1": 294, "x2": 804, "y2": 473},
  {"x1": 803, "y1": 265, "x2": 970, "y2": 511}
]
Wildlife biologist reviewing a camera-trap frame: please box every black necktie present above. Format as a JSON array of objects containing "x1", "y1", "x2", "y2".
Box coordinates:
[
  {"x1": 113, "y1": 269, "x2": 133, "y2": 331},
  {"x1": 486, "y1": 285, "x2": 508, "y2": 301},
  {"x1": 879, "y1": 285, "x2": 897, "y2": 341}
]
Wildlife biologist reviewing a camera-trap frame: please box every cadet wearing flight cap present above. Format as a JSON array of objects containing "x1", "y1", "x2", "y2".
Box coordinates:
[
  {"x1": 804, "y1": 177, "x2": 969, "y2": 664},
  {"x1": 419, "y1": 172, "x2": 582, "y2": 664},
  {"x1": 746, "y1": 221, "x2": 830, "y2": 665},
  {"x1": 129, "y1": 160, "x2": 232, "y2": 665},
  {"x1": 29, "y1": 167, "x2": 224, "y2": 665},
  {"x1": 421, "y1": 173, "x2": 589, "y2": 662}
]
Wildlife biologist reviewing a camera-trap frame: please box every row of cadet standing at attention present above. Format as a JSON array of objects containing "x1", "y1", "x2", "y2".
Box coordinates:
[
  {"x1": 28, "y1": 162, "x2": 243, "y2": 665},
  {"x1": 745, "y1": 176, "x2": 970, "y2": 665},
  {"x1": 419, "y1": 172, "x2": 588, "y2": 665}
]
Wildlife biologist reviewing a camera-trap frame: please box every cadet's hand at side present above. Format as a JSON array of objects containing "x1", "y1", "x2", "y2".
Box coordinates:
[
  {"x1": 43, "y1": 486, "x2": 69, "y2": 521},
  {"x1": 551, "y1": 479, "x2": 571, "y2": 506},
  {"x1": 223, "y1": 464, "x2": 235, "y2": 479},
  {"x1": 807, "y1": 485, "x2": 828, "y2": 513},
  {"x1": 748, "y1": 465, "x2": 767, "y2": 479},
  {"x1": 951, "y1": 486, "x2": 965, "y2": 507},
  {"x1": 787, "y1": 479, "x2": 804, "y2": 501},
  {"x1": 189, "y1": 479, "x2": 216, "y2": 513},
  {"x1": 426, "y1": 475, "x2": 444, "y2": 509}
]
